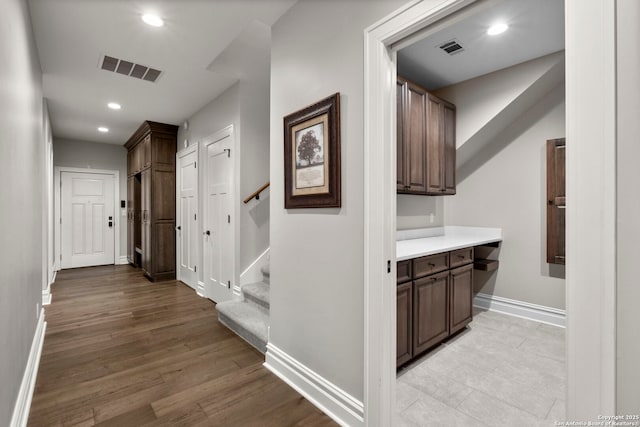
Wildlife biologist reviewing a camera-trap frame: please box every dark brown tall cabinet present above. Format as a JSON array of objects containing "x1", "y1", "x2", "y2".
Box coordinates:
[
  {"x1": 547, "y1": 138, "x2": 566, "y2": 265},
  {"x1": 397, "y1": 76, "x2": 456, "y2": 195},
  {"x1": 125, "y1": 121, "x2": 178, "y2": 281}
]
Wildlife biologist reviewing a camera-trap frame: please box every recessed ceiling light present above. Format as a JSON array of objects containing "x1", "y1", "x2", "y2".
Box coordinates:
[
  {"x1": 98, "y1": 127, "x2": 109, "y2": 133},
  {"x1": 487, "y1": 23, "x2": 508, "y2": 36},
  {"x1": 107, "y1": 102, "x2": 121, "y2": 110},
  {"x1": 142, "y1": 14, "x2": 164, "y2": 27}
]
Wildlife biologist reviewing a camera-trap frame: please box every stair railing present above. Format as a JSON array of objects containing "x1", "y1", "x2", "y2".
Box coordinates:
[{"x1": 243, "y1": 181, "x2": 270, "y2": 204}]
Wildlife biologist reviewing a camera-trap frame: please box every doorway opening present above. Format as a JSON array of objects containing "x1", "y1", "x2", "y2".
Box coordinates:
[{"x1": 363, "y1": 0, "x2": 573, "y2": 424}]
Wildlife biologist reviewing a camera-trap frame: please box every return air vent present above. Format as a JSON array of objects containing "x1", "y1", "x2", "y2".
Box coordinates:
[
  {"x1": 439, "y1": 40, "x2": 464, "y2": 55},
  {"x1": 99, "y1": 54, "x2": 162, "y2": 83}
]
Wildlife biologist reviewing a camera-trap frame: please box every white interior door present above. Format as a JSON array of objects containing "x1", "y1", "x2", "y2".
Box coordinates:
[
  {"x1": 61, "y1": 172, "x2": 115, "y2": 268},
  {"x1": 176, "y1": 147, "x2": 198, "y2": 288},
  {"x1": 204, "y1": 133, "x2": 234, "y2": 303}
]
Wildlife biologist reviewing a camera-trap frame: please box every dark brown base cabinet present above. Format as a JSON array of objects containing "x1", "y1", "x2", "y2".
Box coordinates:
[
  {"x1": 397, "y1": 248, "x2": 474, "y2": 368},
  {"x1": 125, "y1": 121, "x2": 178, "y2": 282}
]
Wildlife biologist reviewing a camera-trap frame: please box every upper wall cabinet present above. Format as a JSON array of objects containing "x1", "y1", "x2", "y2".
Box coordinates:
[{"x1": 397, "y1": 76, "x2": 456, "y2": 195}]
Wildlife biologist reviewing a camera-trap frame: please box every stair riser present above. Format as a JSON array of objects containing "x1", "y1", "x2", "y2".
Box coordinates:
[
  {"x1": 218, "y1": 313, "x2": 267, "y2": 354},
  {"x1": 244, "y1": 293, "x2": 270, "y2": 311}
]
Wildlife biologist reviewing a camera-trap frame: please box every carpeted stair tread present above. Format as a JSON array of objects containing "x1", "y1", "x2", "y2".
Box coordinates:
[
  {"x1": 261, "y1": 264, "x2": 270, "y2": 284},
  {"x1": 242, "y1": 281, "x2": 270, "y2": 310},
  {"x1": 216, "y1": 300, "x2": 268, "y2": 353}
]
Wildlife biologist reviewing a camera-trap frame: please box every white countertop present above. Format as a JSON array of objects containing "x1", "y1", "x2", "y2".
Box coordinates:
[{"x1": 396, "y1": 226, "x2": 502, "y2": 261}]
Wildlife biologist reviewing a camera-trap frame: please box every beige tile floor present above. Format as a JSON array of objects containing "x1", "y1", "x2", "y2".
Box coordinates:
[{"x1": 397, "y1": 308, "x2": 565, "y2": 426}]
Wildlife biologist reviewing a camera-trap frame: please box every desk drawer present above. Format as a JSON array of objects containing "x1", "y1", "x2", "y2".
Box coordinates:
[
  {"x1": 397, "y1": 260, "x2": 412, "y2": 284},
  {"x1": 414, "y1": 253, "x2": 449, "y2": 278},
  {"x1": 450, "y1": 247, "x2": 474, "y2": 268}
]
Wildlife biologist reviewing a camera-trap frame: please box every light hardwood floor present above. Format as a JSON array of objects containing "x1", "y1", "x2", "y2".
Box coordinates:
[{"x1": 28, "y1": 265, "x2": 336, "y2": 427}]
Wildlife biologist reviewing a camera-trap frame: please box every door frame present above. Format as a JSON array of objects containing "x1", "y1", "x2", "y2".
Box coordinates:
[
  {"x1": 54, "y1": 167, "x2": 120, "y2": 271},
  {"x1": 176, "y1": 142, "x2": 200, "y2": 290},
  {"x1": 200, "y1": 124, "x2": 240, "y2": 299},
  {"x1": 363, "y1": 0, "x2": 616, "y2": 424}
]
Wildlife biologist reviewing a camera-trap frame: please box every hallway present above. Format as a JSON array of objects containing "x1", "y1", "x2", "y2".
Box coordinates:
[{"x1": 28, "y1": 265, "x2": 335, "y2": 426}]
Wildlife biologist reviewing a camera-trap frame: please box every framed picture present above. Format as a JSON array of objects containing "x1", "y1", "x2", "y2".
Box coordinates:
[{"x1": 284, "y1": 93, "x2": 341, "y2": 208}]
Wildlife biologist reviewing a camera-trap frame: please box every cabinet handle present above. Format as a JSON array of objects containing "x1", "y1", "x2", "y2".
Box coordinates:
[
  {"x1": 428, "y1": 263, "x2": 435, "y2": 267},
  {"x1": 457, "y1": 254, "x2": 465, "y2": 258}
]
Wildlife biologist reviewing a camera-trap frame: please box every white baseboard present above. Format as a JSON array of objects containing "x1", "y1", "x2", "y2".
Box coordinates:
[
  {"x1": 196, "y1": 281, "x2": 205, "y2": 298},
  {"x1": 10, "y1": 308, "x2": 46, "y2": 427},
  {"x1": 42, "y1": 285, "x2": 51, "y2": 306},
  {"x1": 474, "y1": 293, "x2": 566, "y2": 327},
  {"x1": 240, "y1": 247, "x2": 270, "y2": 285},
  {"x1": 264, "y1": 343, "x2": 364, "y2": 427},
  {"x1": 117, "y1": 256, "x2": 129, "y2": 265}
]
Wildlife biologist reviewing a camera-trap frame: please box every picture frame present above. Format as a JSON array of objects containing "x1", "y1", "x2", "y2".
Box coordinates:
[{"x1": 284, "y1": 93, "x2": 341, "y2": 209}]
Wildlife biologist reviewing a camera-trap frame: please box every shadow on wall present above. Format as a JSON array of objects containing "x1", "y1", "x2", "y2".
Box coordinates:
[
  {"x1": 457, "y1": 85, "x2": 565, "y2": 184},
  {"x1": 249, "y1": 192, "x2": 270, "y2": 227}
]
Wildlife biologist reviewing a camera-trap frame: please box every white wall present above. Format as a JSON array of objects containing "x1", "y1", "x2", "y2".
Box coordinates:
[
  {"x1": 443, "y1": 78, "x2": 566, "y2": 309},
  {"x1": 0, "y1": 0, "x2": 45, "y2": 423},
  {"x1": 615, "y1": 0, "x2": 640, "y2": 413},
  {"x1": 53, "y1": 138, "x2": 127, "y2": 257},
  {"x1": 269, "y1": 0, "x2": 407, "y2": 402},
  {"x1": 397, "y1": 195, "x2": 444, "y2": 230}
]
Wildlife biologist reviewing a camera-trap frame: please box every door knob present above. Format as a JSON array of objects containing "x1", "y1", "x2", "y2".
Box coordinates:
[
  {"x1": 176, "y1": 225, "x2": 181, "y2": 231},
  {"x1": 204, "y1": 230, "x2": 211, "y2": 236},
  {"x1": 108, "y1": 221, "x2": 113, "y2": 228}
]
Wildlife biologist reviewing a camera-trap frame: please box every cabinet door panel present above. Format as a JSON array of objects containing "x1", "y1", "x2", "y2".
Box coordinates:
[
  {"x1": 414, "y1": 271, "x2": 449, "y2": 355},
  {"x1": 141, "y1": 135, "x2": 151, "y2": 169},
  {"x1": 450, "y1": 264, "x2": 473, "y2": 335},
  {"x1": 547, "y1": 138, "x2": 566, "y2": 264},
  {"x1": 397, "y1": 260, "x2": 412, "y2": 283},
  {"x1": 443, "y1": 102, "x2": 456, "y2": 194},
  {"x1": 426, "y1": 95, "x2": 444, "y2": 193},
  {"x1": 397, "y1": 282, "x2": 413, "y2": 367},
  {"x1": 397, "y1": 80, "x2": 407, "y2": 191},
  {"x1": 141, "y1": 169, "x2": 151, "y2": 274},
  {"x1": 406, "y1": 82, "x2": 427, "y2": 192},
  {"x1": 152, "y1": 170, "x2": 176, "y2": 221}
]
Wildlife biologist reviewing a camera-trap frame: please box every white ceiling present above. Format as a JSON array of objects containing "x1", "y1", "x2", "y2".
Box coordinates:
[
  {"x1": 398, "y1": 0, "x2": 565, "y2": 90},
  {"x1": 28, "y1": 0, "x2": 296, "y2": 145}
]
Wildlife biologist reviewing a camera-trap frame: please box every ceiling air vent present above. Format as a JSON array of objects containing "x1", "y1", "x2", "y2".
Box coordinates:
[
  {"x1": 439, "y1": 40, "x2": 464, "y2": 55},
  {"x1": 99, "y1": 55, "x2": 162, "y2": 83}
]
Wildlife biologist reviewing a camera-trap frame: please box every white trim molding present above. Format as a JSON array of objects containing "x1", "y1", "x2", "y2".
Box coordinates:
[
  {"x1": 239, "y1": 247, "x2": 270, "y2": 286},
  {"x1": 474, "y1": 293, "x2": 566, "y2": 328},
  {"x1": 42, "y1": 284, "x2": 52, "y2": 306},
  {"x1": 118, "y1": 256, "x2": 129, "y2": 265},
  {"x1": 264, "y1": 343, "x2": 364, "y2": 427},
  {"x1": 10, "y1": 308, "x2": 46, "y2": 427},
  {"x1": 363, "y1": 1, "x2": 478, "y2": 425},
  {"x1": 196, "y1": 281, "x2": 205, "y2": 298}
]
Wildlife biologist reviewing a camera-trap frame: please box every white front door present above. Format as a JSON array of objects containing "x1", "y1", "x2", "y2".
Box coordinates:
[
  {"x1": 61, "y1": 172, "x2": 115, "y2": 268},
  {"x1": 176, "y1": 146, "x2": 198, "y2": 288},
  {"x1": 203, "y1": 130, "x2": 234, "y2": 303}
]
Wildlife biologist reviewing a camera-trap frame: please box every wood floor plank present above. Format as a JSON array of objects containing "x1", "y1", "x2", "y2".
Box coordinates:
[{"x1": 28, "y1": 265, "x2": 336, "y2": 426}]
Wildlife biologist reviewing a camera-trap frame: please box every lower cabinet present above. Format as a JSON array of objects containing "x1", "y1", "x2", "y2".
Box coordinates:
[
  {"x1": 396, "y1": 282, "x2": 413, "y2": 367},
  {"x1": 397, "y1": 248, "x2": 474, "y2": 368},
  {"x1": 414, "y1": 271, "x2": 449, "y2": 354}
]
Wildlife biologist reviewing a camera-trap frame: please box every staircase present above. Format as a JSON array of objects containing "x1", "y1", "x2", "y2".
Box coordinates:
[{"x1": 216, "y1": 264, "x2": 270, "y2": 353}]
